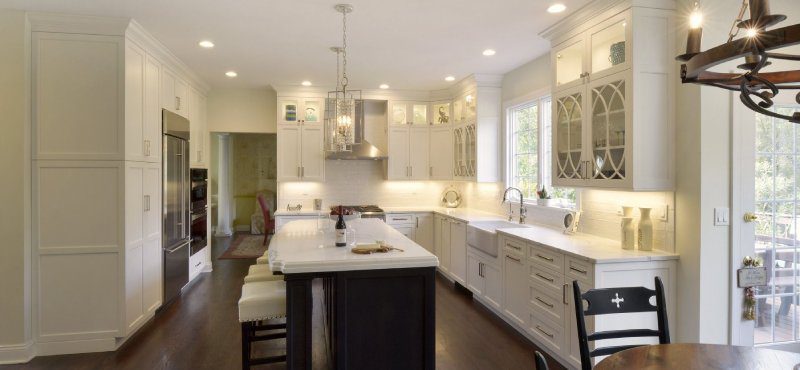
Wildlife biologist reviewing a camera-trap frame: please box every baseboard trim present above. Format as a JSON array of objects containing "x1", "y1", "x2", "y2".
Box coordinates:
[
  {"x1": 0, "y1": 341, "x2": 35, "y2": 365},
  {"x1": 36, "y1": 338, "x2": 115, "y2": 357},
  {"x1": 202, "y1": 262, "x2": 213, "y2": 273}
]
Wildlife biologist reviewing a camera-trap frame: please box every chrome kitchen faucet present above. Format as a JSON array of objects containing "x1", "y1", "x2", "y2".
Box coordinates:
[{"x1": 502, "y1": 187, "x2": 526, "y2": 224}]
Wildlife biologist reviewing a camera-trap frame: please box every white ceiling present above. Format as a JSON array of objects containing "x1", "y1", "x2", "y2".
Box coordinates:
[{"x1": 3, "y1": 0, "x2": 590, "y2": 90}]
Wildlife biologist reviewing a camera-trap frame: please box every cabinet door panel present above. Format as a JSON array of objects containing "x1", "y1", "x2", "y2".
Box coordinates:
[
  {"x1": 277, "y1": 126, "x2": 301, "y2": 180},
  {"x1": 143, "y1": 165, "x2": 161, "y2": 241},
  {"x1": 466, "y1": 253, "x2": 483, "y2": 295},
  {"x1": 300, "y1": 125, "x2": 324, "y2": 181},
  {"x1": 409, "y1": 128, "x2": 429, "y2": 180},
  {"x1": 433, "y1": 216, "x2": 443, "y2": 259},
  {"x1": 450, "y1": 220, "x2": 467, "y2": 284},
  {"x1": 279, "y1": 98, "x2": 300, "y2": 125},
  {"x1": 144, "y1": 55, "x2": 161, "y2": 162},
  {"x1": 414, "y1": 214, "x2": 434, "y2": 252},
  {"x1": 125, "y1": 243, "x2": 144, "y2": 330},
  {"x1": 503, "y1": 252, "x2": 527, "y2": 326},
  {"x1": 174, "y1": 78, "x2": 188, "y2": 118},
  {"x1": 390, "y1": 101, "x2": 409, "y2": 125},
  {"x1": 589, "y1": 74, "x2": 629, "y2": 186},
  {"x1": 142, "y1": 237, "x2": 162, "y2": 313},
  {"x1": 161, "y1": 69, "x2": 176, "y2": 113},
  {"x1": 553, "y1": 87, "x2": 587, "y2": 187},
  {"x1": 301, "y1": 98, "x2": 324, "y2": 124},
  {"x1": 429, "y1": 127, "x2": 452, "y2": 179},
  {"x1": 483, "y1": 262, "x2": 502, "y2": 310},
  {"x1": 411, "y1": 103, "x2": 429, "y2": 125},
  {"x1": 387, "y1": 127, "x2": 410, "y2": 179},
  {"x1": 125, "y1": 43, "x2": 145, "y2": 160},
  {"x1": 125, "y1": 165, "x2": 144, "y2": 246},
  {"x1": 440, "y1": 218, "x2": 451, "y2": 272},
  {"x1": 553, "y1": 36, "x2": 586, "y2": 91}
]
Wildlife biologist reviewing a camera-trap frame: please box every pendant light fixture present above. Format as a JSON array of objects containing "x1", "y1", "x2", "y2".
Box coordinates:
[
  {"x1": 676, "y1": 0, "x2": 800, "y2": 123},
  {"x1": 325, "y1": 4, "x2": 362, "y2": 153}
]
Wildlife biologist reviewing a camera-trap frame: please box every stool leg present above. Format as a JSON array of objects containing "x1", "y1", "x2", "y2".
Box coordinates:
[{"x1": 241, "y1": 322, "x2": 251, "y2": 370}]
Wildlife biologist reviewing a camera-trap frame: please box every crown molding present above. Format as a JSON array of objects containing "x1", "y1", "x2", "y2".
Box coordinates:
[{"x1": 27, "y1": 12, "x2": 129, "y2": 35}]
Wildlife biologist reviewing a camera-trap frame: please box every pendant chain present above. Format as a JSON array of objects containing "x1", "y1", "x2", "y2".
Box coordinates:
[
  {"x1": 727, "y1": 0, "x2": 749, "y2": 43},
  {"x1": 341, "y1": 10, "x2": 348, "y2": 90}
]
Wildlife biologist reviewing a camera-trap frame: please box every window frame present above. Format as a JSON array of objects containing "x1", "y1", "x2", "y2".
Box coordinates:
[{"x1": 503, "y1": 88, "x2": 577, "y2": 207}]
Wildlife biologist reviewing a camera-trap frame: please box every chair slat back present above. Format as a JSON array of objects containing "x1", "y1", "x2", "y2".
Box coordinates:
[{"x1": 581, "y1": 286, "x2": 657, "y2": 316}]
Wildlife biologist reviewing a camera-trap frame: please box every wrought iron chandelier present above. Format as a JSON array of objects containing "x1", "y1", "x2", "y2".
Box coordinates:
[
  {"x1": 676, "y1": 0, "x2": 800, "y2": 123},
  {"x1": 325, "y1": 4, "x2": 362, "y2": 153}
]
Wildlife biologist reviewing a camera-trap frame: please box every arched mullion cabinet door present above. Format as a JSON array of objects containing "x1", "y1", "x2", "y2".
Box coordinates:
[
  {"x1": 589, "y1": 75, "x2": 627, "y2": 184},
  {"x1": 552, "y1": 85, "x2": 586, "y2": 187}
]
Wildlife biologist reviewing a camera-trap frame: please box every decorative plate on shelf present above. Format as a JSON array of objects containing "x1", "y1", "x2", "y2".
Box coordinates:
[{"x1": 441, "y1": 187, "x2": 462, "y2": 208}]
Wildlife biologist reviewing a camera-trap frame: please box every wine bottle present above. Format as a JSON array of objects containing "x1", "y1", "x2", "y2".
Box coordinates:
[{"x1": 335, "y1": 206, "x2": 347, "y2": 247}]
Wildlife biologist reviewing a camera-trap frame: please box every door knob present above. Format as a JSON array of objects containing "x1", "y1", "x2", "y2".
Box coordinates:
[{"x1": 744, "y1": 212, "x2": 758, "y2": 223}]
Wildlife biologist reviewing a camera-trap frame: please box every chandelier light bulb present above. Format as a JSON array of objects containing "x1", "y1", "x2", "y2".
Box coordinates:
[
  {"x1": 689, "y1": 10, "x2": 703, "y2": 29},
  {"x1": 746, "y1": 28, "x2": 758, "y2": 38}
]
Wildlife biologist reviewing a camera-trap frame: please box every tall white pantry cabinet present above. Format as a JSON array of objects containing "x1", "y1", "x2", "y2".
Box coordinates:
[{"x1": 30, "y1": 14, "x2": 210, "y2": 356}]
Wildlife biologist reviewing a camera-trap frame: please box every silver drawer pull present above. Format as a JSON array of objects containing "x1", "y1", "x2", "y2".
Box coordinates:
[
  {"x1": 506, "y1": 255, "x2": 521, "y2": 262},
  {"x1": 536, "y1": 325, "x2": 554, "y2": 338},
  {"x1": 507, "y1": 244, "x2": 521, "y2": 250},
  {"x1": 536, "y1": 254, "x2": 554, "y2": 262},
  {"x1": 535, "y1": 273, "x2": 554, "y2": 283},
  {"x1": 570, "y1": 266, "x2": 588, "y2": 275},
  {"x1": 535, "y1": 296, "x2": 554, "y2": 308}
]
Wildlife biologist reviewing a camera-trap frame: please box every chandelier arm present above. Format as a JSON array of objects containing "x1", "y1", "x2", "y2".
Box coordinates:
[
  {"x1": 688, "y1": 70, "x2": 800, "y2": 87},
  {"x1": 683, "y1": 23, "x2": 800, "y2": 80},
  {"x1": 740, "y1": 91, "x2": 800, "y2": 123},
  {"x1": 765, "y1": 53, "x2": 800, "y2": 61}
]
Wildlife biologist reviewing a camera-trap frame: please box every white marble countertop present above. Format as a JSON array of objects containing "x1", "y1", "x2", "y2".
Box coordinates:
[
  {"x1": 268, "y1": 218, "x2": 439, "y2": 274},
  {"x1": 497, "y1": 225, "x2": 679, "y2": 264},
  {"x1": 275, "y1": 206, "x2": 505, "y2": 223}
]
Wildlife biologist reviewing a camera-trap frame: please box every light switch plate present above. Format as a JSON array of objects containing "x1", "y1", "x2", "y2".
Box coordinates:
[{"x1": 714, "y1": 207, "x2": 730, "y2": 226}]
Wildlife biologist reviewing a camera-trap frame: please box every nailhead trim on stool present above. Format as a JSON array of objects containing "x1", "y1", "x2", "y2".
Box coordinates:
[{"x1": 238, "y1": 281, "x2": 287, "y2": 369}]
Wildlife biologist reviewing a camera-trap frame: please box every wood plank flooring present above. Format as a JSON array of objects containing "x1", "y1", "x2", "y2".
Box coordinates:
[{"x1": 1, "y1": 234, "x2": 564, "y2": 370}]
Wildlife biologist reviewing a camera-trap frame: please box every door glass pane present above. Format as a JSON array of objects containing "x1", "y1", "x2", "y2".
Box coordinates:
[
  {"x1": 303, "y1": 99, "x2": 320, "y2": 123},
  {"x1": 433, "y1": 103, "x2": 451, "y2": 125},
  {"x1": 591, "y1": 19, "x2": 627, "y2": 74},
  {"x1": 465, "y1": 94, "x2": 477, "y2": 120},
  {"x1": 590, "y1": 79, "x2": 626, "y2": 180},
  {"x1": 454, "y1": 99, "x2": 463, "y2": 123},
  {"x1": 412, "y1": 104, "x2": 428, "y2": 125},
  {"x1": 391, "y1": 103, "x2": 407, "y2": 125},
  {"x1": 754, "y1": 105, "x2": 800, "y2": 345},
  {"x1": 555, "y1": 92, "x2": 583, "y2": 179},
  {"x1": 281, "y1": 100, "x2": 298, "y2": 123},
  {"x1": 556, "y1": 41, "x2": 583, "y2": 87}
]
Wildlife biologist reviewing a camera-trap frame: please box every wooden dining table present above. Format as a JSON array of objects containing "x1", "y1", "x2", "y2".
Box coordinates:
[{"x1": 594, "y1": 343, "x2": 800, "y2": 370}]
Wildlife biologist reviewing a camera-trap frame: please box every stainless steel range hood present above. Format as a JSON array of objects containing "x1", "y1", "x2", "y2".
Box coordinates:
[{"x1": 325, "y1": 99, "x2": 388, "y2": 160}]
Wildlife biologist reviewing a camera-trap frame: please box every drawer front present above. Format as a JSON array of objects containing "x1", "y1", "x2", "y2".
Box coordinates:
[
  {"x1": 528, "y1": 243, "x2": 564, "y2": 274},
  {"x1": 529, "y1": 313, "x2": 564, "y2": 354},
  {"x1": 566, "y1": 256, "x2": 594, "y2": 285},
  {"x1": 530, "y1": 286, "x2": 565, "y2": 324},
  {"x1": 503, "y1": 237, "x2": 526, "y2": 255},
  {"x1": 528, "y1": 264, "x2": 564, "y2": 295},
  {"x1": 386, "y1": 213, "x2": 415, "y2": 225}
]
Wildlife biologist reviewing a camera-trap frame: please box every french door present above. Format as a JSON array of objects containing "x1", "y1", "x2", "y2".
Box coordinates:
[{"x1": 733, "y1": 92, "x2": 800, "y2": 350}]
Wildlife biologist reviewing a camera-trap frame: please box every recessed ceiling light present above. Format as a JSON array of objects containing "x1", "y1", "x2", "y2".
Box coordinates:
[
  {"x1": 379, "y1": 84, "x2": 389, "y2": 89},
  {"x1": 225, "y1": 71, "x2": 238, "y2": 78},
  {"x1": 198, "y1": 40, "x2": 215, "y2": 48},
  {"x1": 445, "y1": 76, "x2": 455, "y2": 82},
  {"x1": 547, "y1": 3, "x2": 566, "y2": 13},
  {"x1": 301, "y1": 80, "x2": 312, "y2": 86},
  {"x1": 482, "y1": 49, "x2": 496, "y2": 56}
]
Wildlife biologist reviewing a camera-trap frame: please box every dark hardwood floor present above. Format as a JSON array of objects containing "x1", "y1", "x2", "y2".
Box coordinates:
[{"x1": 2, "y1": 234, "x2": 564, "y2": 370}]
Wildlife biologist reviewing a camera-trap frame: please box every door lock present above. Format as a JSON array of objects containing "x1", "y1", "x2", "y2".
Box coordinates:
[{"x1": 743, "y1": 212, "x2": 758, "y2": 223}]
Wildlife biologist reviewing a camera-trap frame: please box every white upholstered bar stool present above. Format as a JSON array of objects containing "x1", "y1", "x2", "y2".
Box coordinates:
[
  {"x1": 238, "y1": 280, "x2": 287, "y2": 369},
  {"x1": 243, "y1": 264, "x2": 282, "y2": 283},
  {"x1": 256, "y1": 254, "x2": 269, "y2": 265}
]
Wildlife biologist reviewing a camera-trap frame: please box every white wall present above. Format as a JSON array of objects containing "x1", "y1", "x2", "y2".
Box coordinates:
[
  {"x1": 207, "y1": 87, "x2": 277, "y2": 133},
  {"x1": 0, "y1": 8, "x2": 31, "y2": 358},
  {"x1": 501, "y1": 55, "x2": 551, "y2": 102}
]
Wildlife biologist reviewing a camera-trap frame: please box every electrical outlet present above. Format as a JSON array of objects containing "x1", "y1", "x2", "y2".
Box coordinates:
[{"x1": 714, "y1": 207, "x2": 730, "y2": 226}]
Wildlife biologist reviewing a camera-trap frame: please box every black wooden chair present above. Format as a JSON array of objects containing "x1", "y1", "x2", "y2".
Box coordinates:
[
  {"x1": 534, "y1": 351, "x2": 549, "y2": 370},
  {"x1": 572, "y1": 277, "x2": 670, "y2": 370}
]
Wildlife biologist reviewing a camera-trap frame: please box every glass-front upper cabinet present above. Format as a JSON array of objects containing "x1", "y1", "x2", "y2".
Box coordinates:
[
  {"x1": 553, "y1": 87, "x2": 585, "y2": 184},
  {"x1": 391, "y1": 101, "x2": 429, "y2": 125},
  {"x1": 589, "y1": 75, "x2": 628, "y2": 181},
  {"x1": 553, "y1": 38, "x2": 585, "y2": 90},
  {"x1": 464, "y1": 92, "x2": 477, "y2": 121},
  {"x1": 589, "y1": 12, "x2": 630, "y2": 78},
  {"x1": 278, "y1": 98, "x2": 324, "y2": 125},
  {"x1": 453, "y1": 99, "x2": 463, "y2": 124},
  {"x1": 412, "y1": 103, "x2": 428, "y2": 125},
  {"x1": 390, "y1": 101, "x2": 409, "y2": 125},
  {"x1": 432, "y1": 102, "x2": 451, "y2": 125}
]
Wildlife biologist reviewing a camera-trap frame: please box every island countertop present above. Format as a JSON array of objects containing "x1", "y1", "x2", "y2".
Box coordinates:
[{"x1": 268, "y1": 218, "x2": 439, "y2": 274}]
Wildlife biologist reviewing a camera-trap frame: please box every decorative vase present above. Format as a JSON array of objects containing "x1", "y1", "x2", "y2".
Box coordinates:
[
  {"x1": 622, "y1": 206, "x2": 634, "y2": 218},
  {"x1": 638, "y1": 207, "x2": 653, "y2": 251},
  {"x1": 621, "y1": 217, "x2": 635, "y2": 250},
  {"x1": 609, "y1": 41, "x2": 625, "y2": 65}
]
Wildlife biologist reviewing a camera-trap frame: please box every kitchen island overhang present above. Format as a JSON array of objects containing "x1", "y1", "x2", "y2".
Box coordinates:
[{"x1": 268, "y1": 218, "x2": 439, "y2": 370}]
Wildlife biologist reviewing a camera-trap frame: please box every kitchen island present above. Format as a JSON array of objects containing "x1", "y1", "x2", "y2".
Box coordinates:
[{"x1": 268, "y1": 218, "x2": 439, "y2": 370}]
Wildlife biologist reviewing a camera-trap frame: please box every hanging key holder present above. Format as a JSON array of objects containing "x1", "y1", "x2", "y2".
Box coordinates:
[{"x1": 739, "y1": 256, "x2": 766, "y2": 321}]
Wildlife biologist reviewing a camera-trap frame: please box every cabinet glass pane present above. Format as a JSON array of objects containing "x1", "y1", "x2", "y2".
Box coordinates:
[
  {"x1": 281, "y1": 100, "x2": 298, "y2": 123},
  {"x1": 555, "y1": 92, "x2": 583, "y2": 179},
  {"x1": 454, "y1": 128, "x2": 464, "y2": 176},
  {"x1": 433, "y1": 103, "x2": 451, "y2": 125},
  {"x1": 556, "y1": 42, "x2": 584, "y2": 87},
  {"x1": 465, "y1": 94, "x2": 477, "y2": 120},
  {"x1": 591, "y1": 20, "x2": 627, "y2": 74},
  {"x1": 303, "y1": 99, "x2": 320, "y2": 123},
  {"x1": 391, "y1": 104, "x2": 408, "y2": 125},
  {"x1": 591, "y1": 79, "x2": 626, "y2": 180},
  {"x1": 412, "y1": 104, "x2": 428, "y2": 125},
  {"x1": 454, "y1": 100, "x2": 463, "y2": 123}
]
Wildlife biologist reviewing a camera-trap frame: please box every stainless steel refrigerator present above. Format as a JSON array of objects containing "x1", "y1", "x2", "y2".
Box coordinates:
[{"x1": 162, "y1": 109, "x2": 190, "y2": 305}]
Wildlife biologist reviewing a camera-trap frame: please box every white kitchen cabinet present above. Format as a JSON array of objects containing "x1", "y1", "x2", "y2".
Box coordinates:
[
  {"x1": 124, "y1": 42, "x2": 162, "y2": 163},
  {"x1": 275, "y1": 214, "x2": 319, "y2": 231},
  {"x1": 386, "y1": 213, "x2": 416, "y2": 240},
  {"x1": 501, "y1": 237, "x2": 527, "y2": 326},
  {"x1": 188, "y1": 87, "x2": 209, "y2": 169},
  {"x1": 429, "y1": 126, "x2": 453, "y2": 180},
  {"x1": 387, "y1": 126, "x2": 429, "y2": 180},
  {"x1": 390, "y1": 101, "x2": 429, "y2": 126},
  {"x1": 143, "y1": 55, "x2": 161, "y2": 163},
  {"x1": 466, "y1": 253, "x2": 484, "y2": 296},
  {"x1": 161, "y1": 67, "x2": 188, "y2": 118},
  {"x1": 466, "y1": 250, "x2": 502, "y2": 310},
  {"x1": 435, "y1": 215, "x2": 451, "y2": 274},
  {"x1": 278, "y1": 97, "x2": 324, "y2": 126},
  {"x1": 450, "y1": 80, "x2": 502, "y2": 182},
  {"x1": 414, "y1": 213, "x2": 434, "y2": 252},
  {"x1": 277, "y1": 123, "x2": 324, "y2": 181},
  {"x1": 449, "y1": 219, "x2": 467, "y2": 285},
  {"x1": 189, "y1": 246, "x2": 207, "y2": 282},
  {"x1": 548, "y1": 4, "x2": 674, "y2": 190}
]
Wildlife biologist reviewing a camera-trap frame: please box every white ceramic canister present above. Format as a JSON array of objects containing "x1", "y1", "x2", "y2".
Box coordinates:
[
  {"x1": 621, "y1": 217, "x2": 635, "y2": 250},
  {"x1": 638, "y1": 207, "x2": 653, "y2": 251}
]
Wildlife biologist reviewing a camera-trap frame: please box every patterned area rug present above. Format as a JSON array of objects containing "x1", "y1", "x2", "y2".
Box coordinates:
[{"x1": 218, "y1": 234, "x2": 268, "y2": 259}]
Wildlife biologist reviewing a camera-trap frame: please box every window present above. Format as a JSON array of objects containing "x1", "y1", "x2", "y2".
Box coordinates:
[{"x1": 506, "y1": 95, "x2": 576, "y2": 206}]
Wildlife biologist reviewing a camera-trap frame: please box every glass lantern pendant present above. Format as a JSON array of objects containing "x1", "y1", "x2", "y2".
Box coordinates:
[{"x1": 325, "y1": 4, "x2": 362, "y2": 153}]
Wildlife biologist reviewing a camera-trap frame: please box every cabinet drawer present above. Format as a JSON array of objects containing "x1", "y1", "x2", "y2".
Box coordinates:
[
  {"x1": 528, "y1": 243, "x2": 564, "y2": 274},
  {"x1": 503, "y1": 237, "x2": 526, "y2": 255},
  {"x1": 530, "y1": 286, "x2": 565, "y2": 324},
  {"x1": 566, "y1": 256, "x2": 593, "y2": 284},
  {"x1": 386, "y1": 213, "x2": 415, "y2": 225},
  {"x1": 529, "y1": 313, "x2": 564, "y2": 354},
  {"x1": 529, "y1": 265, "x2": 564, "y2": 295}
]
